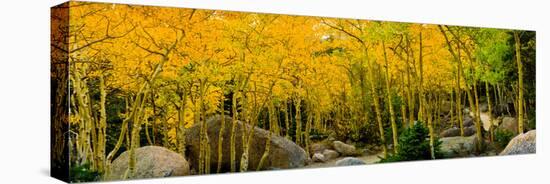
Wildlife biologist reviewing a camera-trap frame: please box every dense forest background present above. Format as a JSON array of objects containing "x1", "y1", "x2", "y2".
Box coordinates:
[{"x1": 50, "y1": 2, "x2": 535, "y2": 182}]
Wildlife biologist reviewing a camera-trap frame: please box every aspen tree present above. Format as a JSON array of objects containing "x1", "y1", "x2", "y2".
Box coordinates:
[
  {"x1": 400, "y1": 72, "x2": 408, "y2": 128},
  {"x1": 514, "y1": 31, "x2": 524, "y2": 134},
  {"x1": 439, "y1": 25, "x2": 464, "y2": 136},
  {"x1": 486, "y1": 81, "x2": 494, "y2": 141},
  {"x1": 417, "y1": 31, "x2": 425, "y2": 123},
  {"x1": 96, "y1": 74, "x2": 107, "y2": 172},
  {"x1": 427, "y1": 94, "x2": 435, "y2": 159},
  {"x1": 382, "y1": 41, "x2": 399, "y2": 153},
  {"x1": 368, "y1": 53, "x2": 388, "y2": 158},
  {"x1": 217, "y1": 91, "x2": 226, "y2": 173},
  {"x1": 177, "y1": 86, "x2": 187, "y2": 157}
]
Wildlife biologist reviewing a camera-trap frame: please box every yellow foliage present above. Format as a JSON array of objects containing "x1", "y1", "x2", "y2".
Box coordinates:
[{"x1": 66, "y1": 2, "x2": 506, "y2": 136}]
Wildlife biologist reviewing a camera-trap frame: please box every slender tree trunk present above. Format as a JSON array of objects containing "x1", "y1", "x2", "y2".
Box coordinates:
[
  {"x1": 400, "y1": 72, "x2": 408, "y2": 128},
  {"x1": 294, "y1": 97, "x2": 302, "y2": 146},
  {"x1": 201, "y1": 89, "x2": 211, "y2": 174},
  {"x1": 456, "y1": 70, "x2": 464, "y2": 136},
  {"x1": 497, "y1": 84, "x2": 503, "y2": 109},
  {"x1": 464, "y1": 50, "x2": 483, "y2": 151},
  {"x1": 88, "y1": 91, "x2": 98, "y2": 171},
  {"x1": 96, "y1": 74, "x2": 107, "y2": 173},
  {"x1": 162, "y1": 112, "x2": 168, "y2": 147},
  {"x1": 367, "y1": 50, "x2": 387, "y2": 158},
  {"x1": 486, "y1": 81, "x2": 494, "y2": 142},
  {"x1": 283, "y1": 101, "x2": 290, "y2": 139},
  {"x1": 272, "y1": 105, "x2": 281, "y2": 136},
  {"x1": 71, "y1": 70, "x2": 94, "y2": 167},
  {"x1": 151, "y1": 92, "x2": 157, "y2": 145},
  {"x1": 240, "y1": 88, "x2": 254, "y2": 172},
  {"x1": 493, "y1": 83, "x2": 499, "y2": 114},
  {"x1": 289, "y1": 101, "x2": 294, "y2": 139},
  {"x1": 305, "y1": 100, "x2": 313, "y2": 156},
  {"x1": 471, "y1": 66, "x2": 482, "y2": 148},
  {"x1": 128, "y1": 90, "x2": 147, "y2": 178},
  {"x1": 197, "y1": 82, "x2": 212, "y2": 174},
  {"x1": 257, "y1": 100, "x2": 275, "y2": 170},
  {"x1": 436, "y1": 92, "x2": 442, "y2": 130},
  {"x1": 197, "y1": 97, "x2": 204, "y2": 174},
  {"x1": 427, "y1": 94, "x2": 435, "y2": 159},
  {"x1": 177, "y1": 88, "x2": 187, "y2": 157},
  {"x1": 217, "y1": 92, "x2": 226, "y2": 173},
  {"x1": 229, "y1": 90, "x2": 238, "y2": 172},
  {"x1": 405, "y1": 52, "x2": 414, "y2": 126},
  {"x1": 417, "y1": 31, "x2": 425, "y2": 123},
  {"x1": 144, "y1": 113, "x2": 153, "y2": 145},
  {"x1": 104, "y1": 97, "x2": 132, "y2": 179},
  {"x1": 382, "y1": 41, "x2": 398, "y2": 153},
  {"x1": 514, "y1": 31, "x2": 524, "y2": 134},
  {"x1": 450, "y1": 88, "x2": 455, "y2": 128},
  {"x1": 465, "y1": 85, "x2": 482, "y2": 151}
]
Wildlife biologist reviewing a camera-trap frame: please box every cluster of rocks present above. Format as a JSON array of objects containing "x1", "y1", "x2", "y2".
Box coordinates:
[
  {"x1": 438, "y1": 115, "x2": 535, "y2": 158},
  {"x1": 440, "y1": 114, "x2": 477, "y2": 137},
  {"x1": 310, "y1": 140, "x2": 362, "y2": 164},
  {"x1": 440, "y1": 107, "x2": 521, "y2": 137},
  {"x1": 104, "y1": 113, "x2": 535, "y2": 181}
]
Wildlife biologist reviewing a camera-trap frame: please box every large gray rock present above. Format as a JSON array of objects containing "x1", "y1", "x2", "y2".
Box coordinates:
[
  {"x1": 322, "y1": 149, "x2": 340, "y2": 160},
  {"x1": 185, "y1": 115, "x2": 308, "y2": 172},
  {"x1": 498, "y1": 117, "x2": 518, "y2": 134},
  {"x1": 333, "y1": 141, "x2": 359, "y2": 156},
  {"x1": 500, "y1": 130, "x2": 536, "y2": 155},
  {"x1": 440, "y1": 126, "x2": 477, "y2": 137},
  {"x1": 335, "y1": 157, "x2": 366, "y2": 166},
  {"x1": 440, "y1": 135, "x2": 480, "y2": 158},
  {"x1": 107, "y1": 146, "x2": 190, "y2": 181}
]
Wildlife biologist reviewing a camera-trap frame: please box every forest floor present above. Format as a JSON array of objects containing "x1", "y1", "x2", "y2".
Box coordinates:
[
  {"x1": 305, "y1": 110, "x2": 495, "y2": 169},
  {"x1": 304, "y1": 152, "x2": 384, "y2": 168}
]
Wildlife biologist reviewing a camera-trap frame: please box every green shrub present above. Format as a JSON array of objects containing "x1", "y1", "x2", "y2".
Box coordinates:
[
  {"x1": 495, "y1": 129, "x2": 514, "y2": 149},
  {"x1": 70, "y1": 162, "x2": 100, "y2": 182},
  {"x1": 379, "y1": 122, "x2": 442, "y2": 163}
]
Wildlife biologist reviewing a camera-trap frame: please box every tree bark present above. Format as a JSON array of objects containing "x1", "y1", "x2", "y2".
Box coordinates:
[
  {"x1": 514, "y1": 31, "x2": 524, "y2": 134},
  {"x1": 367, "y1": 50, "x2": 387, "y2": 158},
  {"x1": 382, "y1": 41, "x2": 398, "y2": 153},
  {"x1": 217, "y1": 92, "x2": 226, "y2": 173}
]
